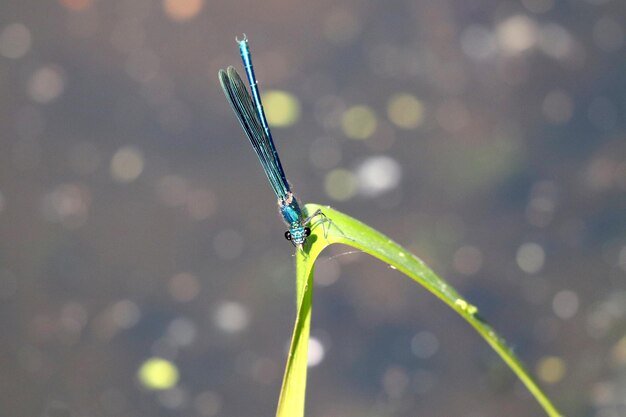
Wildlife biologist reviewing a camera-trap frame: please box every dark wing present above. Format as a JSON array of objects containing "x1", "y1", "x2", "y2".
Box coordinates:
[{"x1": 218, "y1": 66, "x2": 291, "y2": 200}]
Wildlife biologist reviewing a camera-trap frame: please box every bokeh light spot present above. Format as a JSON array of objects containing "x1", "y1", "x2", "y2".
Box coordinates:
[
  {"x1": 0, "y1": 23, "x2": 32, "y2": 59},
  {"x1": 460, "y1": 25, "x2": 497, "y2": 60},
  {"x1": 387, "y1": 93, "x2": 424, "y2": 129},
  {"x1": 539, "y1": 24, "x2": 575, "y2": 60},
  {"x1": 496, "y1": 15, "x2": 538, "y2": 54},
  {"x1": 308, "y1": 337, "x2": 325, "y2": 367},
  {"x1": 382, "y1": 366, "x2": 410, "y2": 399},
  {"x1": 552, "y1": 289, "x2": 579, "y2": 319},
  {"x1": 526, "y1": 180, "x2": 558, "y2": 227},
  {"x1": 167, "y1": 317, "x2": 197, "y2": 347},
  {"x1": 324, "y1": 169, "x2": 357, "y2": 201},
  {"x1": 156, "y1": 386, "x2": 188, "y2": 410},
  {"x1": 262, "y1": 90, "x2": 301, "y2": 128},
  {"x1": 110, "y1": 299, "x2": 141, "y2": 329},
  {"x1": 516, "y1": 242, "x2": 545, "y2": 274},
  {"x1": 110, "y1": 146, "x2": 144, "y2": 183},
  {"x1": 411, "y1": 331, "x2": 439, "y2": 359},
  {"x1": 169, "y1": 272, "x2": 201, "y2": 302},
  {"x1": 163, "y1": 0, "x2": 204, "y2": 22},
  {"x1": 138, "y1": 358, "x2": 179, "y2": 390},
  {"x1": 214, "y1": 301, "x2": 249, "y2": 333},
  {"x1": 41, "y1": 183, "x2": 90, "y2": 228},
  {"x1": 536, "y1": 356, "x2": 566, "y2": 384},
  {"x1": 28, "y1": 65, "x2": 66, "y2": 104},
  {"x1": 59, "y1": 0, "x2": 93, "y2": 11},
  {"x1": 341, "y1": 105, "x2": 377, "y2": 139},
  {"x1": 453, "y1": 245, "x2": 483, "y2": 276},
  {"x1": 355, "y1": 156, "x2": 402, "y2": 197},
  {"x1": 592, "y1": 16, "x2": 625, "y2": 52}
]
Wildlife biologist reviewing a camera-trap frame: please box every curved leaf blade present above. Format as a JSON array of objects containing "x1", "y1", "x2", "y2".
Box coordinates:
[{"x1": 276, "y1": 203, "x2": 563, "y2": 417}]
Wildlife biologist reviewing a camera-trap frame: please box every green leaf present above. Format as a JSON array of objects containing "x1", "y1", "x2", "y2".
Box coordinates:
[{"x1": 275, "y1": 204, "x2": 563, "y2": 417}]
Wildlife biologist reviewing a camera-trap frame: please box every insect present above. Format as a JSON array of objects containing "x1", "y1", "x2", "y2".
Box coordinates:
[{"x1": 218, "y1": 35, "x2": 324, "y2": 247}]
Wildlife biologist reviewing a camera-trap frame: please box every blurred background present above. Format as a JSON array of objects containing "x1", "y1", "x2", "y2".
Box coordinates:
[{"x1": 0, "y1": 0, "x2": 625, "y2": 416}]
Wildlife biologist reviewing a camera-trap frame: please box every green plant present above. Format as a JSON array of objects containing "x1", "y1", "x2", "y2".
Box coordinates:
[{"x1": 275, "y1": 204, "x2": 563, "y2": 417}]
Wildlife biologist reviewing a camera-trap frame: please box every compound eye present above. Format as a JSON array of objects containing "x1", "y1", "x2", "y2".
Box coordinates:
[
  {"x1": 304, "y1": 227, "x2": 311, "y2": 237},
  {"x1": 284, "y1": 231, "x2": 292, "y2": 241}
]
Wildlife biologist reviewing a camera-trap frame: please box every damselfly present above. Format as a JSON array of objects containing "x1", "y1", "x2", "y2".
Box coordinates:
[{"x1": 218, "y1": 35, "x2": 324, "y2": 248}]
